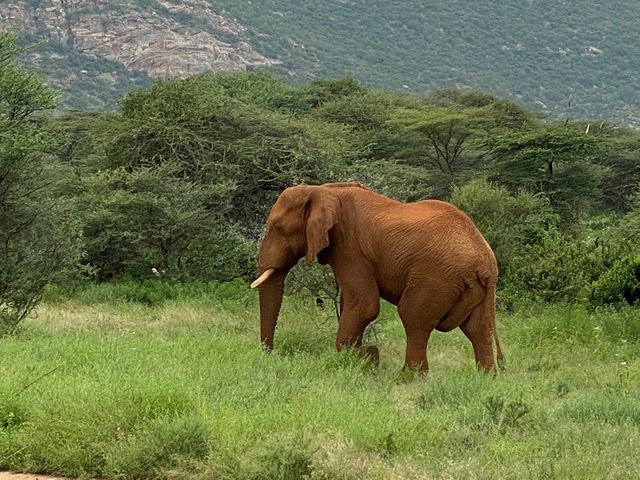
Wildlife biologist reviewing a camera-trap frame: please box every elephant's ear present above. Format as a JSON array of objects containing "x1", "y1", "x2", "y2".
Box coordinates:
[{"x1": 305, "y1": 189, "x2": 340, "y2": 265}]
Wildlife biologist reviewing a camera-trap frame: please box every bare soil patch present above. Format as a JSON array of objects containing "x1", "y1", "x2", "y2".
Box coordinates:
[{"x1": 0, "y1": 473, "x2": 68, "y2": 480}]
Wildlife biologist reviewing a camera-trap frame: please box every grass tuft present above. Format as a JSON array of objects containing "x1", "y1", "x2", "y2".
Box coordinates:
[{"x1": 104, "y1": 416, "x2": 210, "y2": 480}]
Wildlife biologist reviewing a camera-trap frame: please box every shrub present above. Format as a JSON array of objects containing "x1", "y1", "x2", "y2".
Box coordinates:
[
  {"x1": 286, "y1": 262, "x2": 339, "y2": 320},
  {"x1": 72, "y1": 279, "x2": 251, "y2": 306},
  {"x1": 253, "y1": 436, "x2": 314, "y2": 480},
  {"x1": 219, "y1": 435, "x2": 315, "y2": 480},
  {"x1": 78, "y1": 165, "x2": 253, "y2": 282},
  {"x1": 0, "y1": 397, "x2": 27, "y2": 431},
  {"x1": 505, "y1": 233, "x2": 613, "y2": 302},
  {"x1": 450, "y1": 178, "x2": 558, "y2": 272},
  {"x1": 483, "y1": 395, "x2": 532, "y2": 434},
  {"x1": 589, "y1": 254, "x2": 640, "y2": 307}
]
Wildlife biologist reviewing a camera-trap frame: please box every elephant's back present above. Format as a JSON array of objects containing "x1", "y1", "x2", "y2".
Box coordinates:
[
  {"x1": 396, "y1": 199, "x2": 498, "y2": 276},
  {"x1": 402, "y1": 199, "x2": 487, "y2": 241}
]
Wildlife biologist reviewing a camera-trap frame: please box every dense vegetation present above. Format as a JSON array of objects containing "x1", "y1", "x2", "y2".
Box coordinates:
[
  {"x1": 1, "y1": 29, "x2": 639, "y2": 479},
  {"x1": 2, "y1": 29, "x2": 640, "y2": 336},
  {"x1": 17, "y1": 0, "x2": 640, "y2": 125}
]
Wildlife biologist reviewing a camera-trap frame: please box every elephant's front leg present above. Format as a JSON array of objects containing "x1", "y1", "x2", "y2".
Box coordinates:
[
  {"x1": 336, "y1": 310, "x2": 380, "y2": 365},
  {"x1": 334, "y1": 273, "x2": 380, "y2": 363}
]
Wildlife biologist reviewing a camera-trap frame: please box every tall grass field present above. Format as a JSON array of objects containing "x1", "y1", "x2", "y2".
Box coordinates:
[{"x1": 1, "y1": 282, "x2": 639, "y2": 479}]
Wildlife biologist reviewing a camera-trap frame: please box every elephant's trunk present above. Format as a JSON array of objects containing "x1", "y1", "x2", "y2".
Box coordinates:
[{"x1": 258, "y1": 269, "x2": 288, "y2": 351}]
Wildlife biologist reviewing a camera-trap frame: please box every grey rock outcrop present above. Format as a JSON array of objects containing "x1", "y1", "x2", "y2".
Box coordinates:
[{"x1": 0, "y1": 0, "x2": 280, "y2": 79}]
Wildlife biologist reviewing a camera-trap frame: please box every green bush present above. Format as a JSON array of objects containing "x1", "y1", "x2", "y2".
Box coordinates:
[
  {"x1": 482, "y1": 395, "x2": 532, "y2": 435},
  {"x1": 505, "y1": 234, "x2": 606, "y2": 302},
  {"x1": 69, "y1": 279, "x2": 251, "y2": 306},
  {"x1": 589, "y1": 254, "x2": 640, "y2": 307},
  {"x1": 502, "y1": 222, "x2": 638, "y2": 303},
  {"x1": 450, "y1": 178, "x2": 558, "y2": 272},
  {"x1": 253, "y1": 436, "x2": 314, "y2": 480},
  {"x1": 78, "y1": 165, "x2": 253, "y2": 281}
]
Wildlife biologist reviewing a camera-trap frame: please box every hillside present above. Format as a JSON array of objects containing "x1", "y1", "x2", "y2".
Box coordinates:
[
  {"x1": 214, "y1": 0, "x2": 640, "y2": 125},
  {"x1": 2, "y1": 0, "x2": 640, "y2": 124},
  {"x1": 0, "y1": 0, "x2": 279, "y2": 109}
]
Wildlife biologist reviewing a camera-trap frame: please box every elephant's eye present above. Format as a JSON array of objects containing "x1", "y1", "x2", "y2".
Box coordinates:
[
  {"x1": 271, "y1": 220, "x2": 287, "y2": 234},
  {"x1": 273, "y1": 220, "x2": 296, "y2": 236}
]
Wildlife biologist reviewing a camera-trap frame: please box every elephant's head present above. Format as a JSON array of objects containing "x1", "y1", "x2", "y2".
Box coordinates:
[{"x1": 251, "y1": 184, "x2": 341, "y2": 351}]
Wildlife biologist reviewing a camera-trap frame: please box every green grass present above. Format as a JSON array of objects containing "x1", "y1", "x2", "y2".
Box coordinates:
[{"x1": 1, "y1": 284, "x2": 639, "y2": 479}]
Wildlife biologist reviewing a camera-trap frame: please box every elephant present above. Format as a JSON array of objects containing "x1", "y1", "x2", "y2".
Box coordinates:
[{"x1": 251, "y1": 182, "x2": 504, "y2": 373}]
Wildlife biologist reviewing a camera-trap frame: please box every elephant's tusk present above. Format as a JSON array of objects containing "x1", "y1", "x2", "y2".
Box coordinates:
[{"x1": 250, "y1": 268, "x2": 275, "y2": 289}]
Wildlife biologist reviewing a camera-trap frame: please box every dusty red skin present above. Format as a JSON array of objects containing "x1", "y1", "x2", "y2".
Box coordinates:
[{"x1": 254, "y1": 182, "x2": 504, "y2": 373}]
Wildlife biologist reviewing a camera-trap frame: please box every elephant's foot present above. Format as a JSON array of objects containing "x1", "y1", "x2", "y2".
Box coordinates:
[
  {"x1": 402, "y1": 362, "x2": 429, "y2": 376},
  {"x1": 358, "y1": 345, "x2": 380, "y2": 366}
]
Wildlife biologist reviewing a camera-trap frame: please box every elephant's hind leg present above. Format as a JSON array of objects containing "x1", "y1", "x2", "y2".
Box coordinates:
[
  {"x1": 435, "y1": 279, "x2": 486, "y2": 333},
  {"x1": 397, "y1": 286, "x2": 454, "y2": 372},
  {"x1": 460, "y1": 285, "x2": 497, "y2": 373}
]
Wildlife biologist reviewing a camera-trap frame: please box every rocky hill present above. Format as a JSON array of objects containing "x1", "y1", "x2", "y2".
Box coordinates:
[{"x1": 0, "y1": 0, "x2": 279, "y2": 109}]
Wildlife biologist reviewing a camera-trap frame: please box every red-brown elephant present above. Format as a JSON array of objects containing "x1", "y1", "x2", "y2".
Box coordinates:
[{"x1": 251, "y1": 182, "x2": 504, "y2": 373}]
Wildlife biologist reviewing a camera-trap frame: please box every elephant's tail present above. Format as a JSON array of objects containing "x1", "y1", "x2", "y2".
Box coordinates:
[
  {"x1": 494, "y1": 325, "x2": 505, "y2": 371},
  {"x1": 487, "y1": 282, "x2": 506, "y2": 371}
]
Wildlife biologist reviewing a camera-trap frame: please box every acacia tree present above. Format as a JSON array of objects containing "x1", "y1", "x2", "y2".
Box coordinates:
[
  {"x1": 392, "y1": 106, "x2": 482, "y2": 175},
  {"x1": 104, "y1": 74, "x2": 361, "y2": 235},
  {"x1": 0, "y1": 32, "x2": 82, "y2": 335},
  {"x1": 388, "y1": 105, "x2": 495, "y2": 199},
  {"x1": 483, "y1": 123, "x2": 603, "y2": 225},
  {"x1": 592, "y1": 128, "x2": 640, "y2": 211}
]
